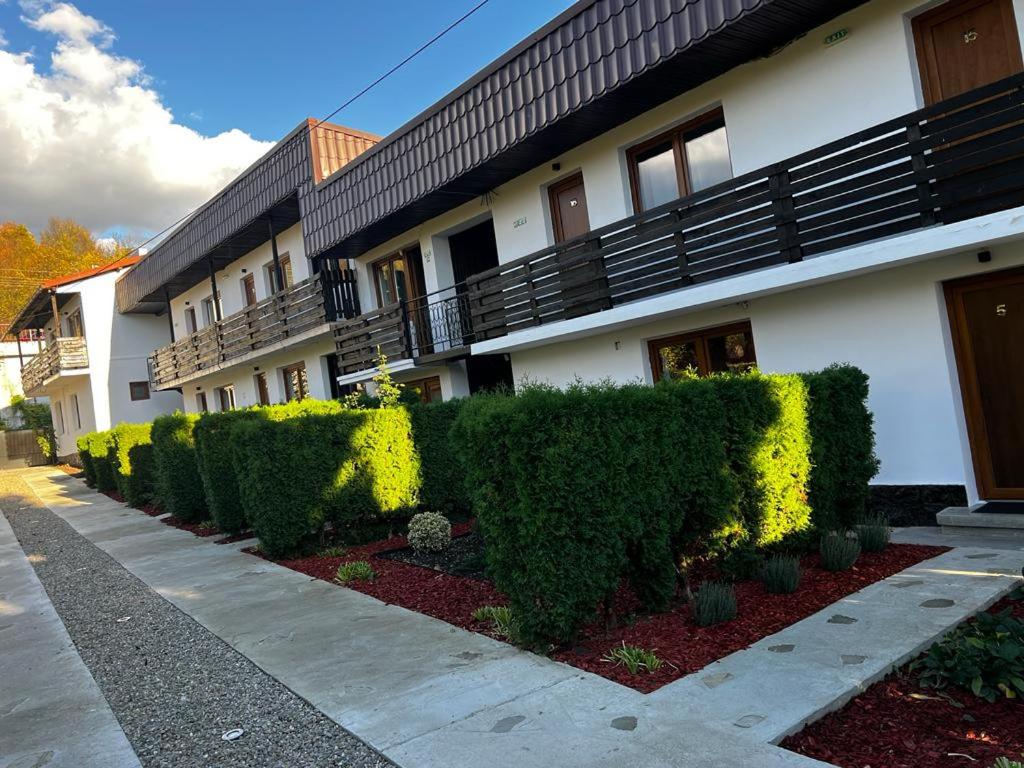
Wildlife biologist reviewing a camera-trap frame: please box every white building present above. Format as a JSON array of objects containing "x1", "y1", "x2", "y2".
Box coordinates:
[
  {"x1": 10, "y1": 256, "x2": 182, "y2": 460},
  {"x1": 0, "y1": 333, "x2": 43, "y2": 422},
  {"x1": 119, "y1": 0, "x2": 1024, "y2": 518}
]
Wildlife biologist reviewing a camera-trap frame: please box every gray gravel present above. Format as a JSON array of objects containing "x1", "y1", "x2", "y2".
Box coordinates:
[{"x1": 0, "y1": 472, "x2": 395, "y2": 768}]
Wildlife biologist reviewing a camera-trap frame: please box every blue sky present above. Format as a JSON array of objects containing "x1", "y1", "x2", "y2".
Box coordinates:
[{"x1": 0, "y1": 0, "x2": 573, "y2": 142}]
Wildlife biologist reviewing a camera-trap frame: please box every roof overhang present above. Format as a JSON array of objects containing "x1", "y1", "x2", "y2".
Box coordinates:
[
  {"x1": 304, "y1": 0, "x2": 869, "y2": 261},
  {"x1": 9, "y1": 288, "x2": 77, "y2": 334}
]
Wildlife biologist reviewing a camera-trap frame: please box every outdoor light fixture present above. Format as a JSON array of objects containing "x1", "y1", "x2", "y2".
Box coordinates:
[
  {"x1": 977, "y1": 250, "x2": 992, "y2": 263},
  {"x1": 551, "y1": 162, "x2": 561, "y2": 171}
]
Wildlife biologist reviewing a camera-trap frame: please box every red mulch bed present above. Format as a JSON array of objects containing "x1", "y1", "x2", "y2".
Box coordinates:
[
  {"x1": 161, "y1": 515, "x2": 221, "y2": 537},
  {"x1": 139, "y1": 504, "x2": 164, "y2": 517},
  {"x1": 101, "y1": 489, "x2": 126, "y2": 503},
  {"x1": 215, "y1": 531, "x2": 255, "y2": 545},
  {"x1": 782, "y1": 596, "x2": 1024, "y2": 768},
  {"x1": 251, "y1": 529, "x2": 947, "y2": 693}
]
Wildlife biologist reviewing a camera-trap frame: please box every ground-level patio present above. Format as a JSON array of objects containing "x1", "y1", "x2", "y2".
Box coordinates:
[{"x1": 2, "y1": 467, "x2": 1022, "y2": 768}]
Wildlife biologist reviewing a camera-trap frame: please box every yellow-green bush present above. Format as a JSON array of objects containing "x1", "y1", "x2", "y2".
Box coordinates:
[
  {"x1": 231, "y1": 402, "x2": 418, "y2": 556},
  {"x1": 82, "y1": 430, "x2": 117, "y2": 492},
  {"x1": 110, "y1": 423, "x2": 157, "y2": 507},
  {"x1": 151, "y1": 412, "x2": 207, "y2": 521},
  {"x1": 76, "y1": 434, "x2": 97, "y2": 486}
]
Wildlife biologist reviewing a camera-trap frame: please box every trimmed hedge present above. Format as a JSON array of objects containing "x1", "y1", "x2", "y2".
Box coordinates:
[
  {"x1": 452, "y1": 373, "x2": 815, "y2": 646},
  {"x1": 83, "y1": 430, "x2": 117, "y2": 492},
  {"x1": 195, "y1": 410, "x2": 263, "y2": 533},
  {"x1": 801, "y1": 364, "x2": 880, "y2": 530},
  {"x1": 232, "y1": 402, "x2": 419, "y2": 556},
  {"x1": 409, "y1": 399, "x2": 470, "y2": 512},
  {"x1": 111, "y1": 423, "x2": 157, "y2": 507},
  {"x1": 151, "y1": 412, "x2": 207, "y2": 522},
  {"x1": 76, "y1": 434, "x2": 97, "y2": 486}
]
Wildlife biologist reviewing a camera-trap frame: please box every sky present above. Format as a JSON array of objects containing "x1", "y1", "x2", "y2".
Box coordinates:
[{"x1": 0, "y1": 0, "x2": 572, "y2": 241}]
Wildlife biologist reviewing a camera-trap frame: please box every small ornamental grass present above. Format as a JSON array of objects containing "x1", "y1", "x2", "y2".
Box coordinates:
[
  {"x1": 992, "y1": 759, "x2": 1024, "y2": 768},
  {"x1": 471, "y1": 605, "x2": 518, "y2": 641},
  {"x1": 602, "y1": 642, "x2": 664, "y2": 675},
  {"x1": 911, "y1": 607, "x2": 1024, "y2": 703},
  {"x1": 693, "y1": 581, "x2": 737, "y2": 627},
  {"x1": 819, "y1": 532, "x2": 861, "y2": 572},
  {"x1": 318, "y1": 545, "x2": 348, "y2": 558},
  {"x1": 762, "y1": 555, "x2": 802, "y2": 594},
  {"x1": 856, "y1": 514, "x2": 890, "y2": 553},
  {"x1": 406, "y1": 511, "x2": 452, "y2": 553},
  {"x1": 335, "y1": 560, "x2": 375, "y2": 584}
]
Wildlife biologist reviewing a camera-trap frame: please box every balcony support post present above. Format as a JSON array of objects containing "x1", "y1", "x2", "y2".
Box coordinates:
[
  {"x1": 163, "y1": 286, "x2": 175, "y2": 342},
  {"x1": 49, "y1": 290, "x2": 60, "y2": 335},
  {"x1": 15, "y1": 333, "x2": 24, "y2": 369},
  {"x1": 268, "y1": 217, "x2": 284, "y2": 294},
  {"x1": 207, "y1": 257, "x2": 222, "y2": 321}
]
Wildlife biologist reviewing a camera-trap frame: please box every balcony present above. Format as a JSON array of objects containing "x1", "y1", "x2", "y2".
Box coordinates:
[
  {"x1": 150, "y1": 269, "x2": 359, "y2": 389},
  {"x1": 22, "y1": 336, "x2": 89, "y2": 394}
]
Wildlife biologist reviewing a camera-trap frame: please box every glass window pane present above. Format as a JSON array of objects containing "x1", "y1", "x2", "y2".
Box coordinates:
[
  {"x1": 635, "y1": 141, "x2": 679, "y2": 210},
  {"x1": 375, "y1": 263, "x2": 395, "y2": 305},
  {"x1": 655, "y1": 340, "x2": 701, "y2": 381},
  {"x1": 392, "y1": 258, "x2": 410, "y2": 301},
  {"x1": 705, "y1": 330, "x2": 756, "y2": 374},
  {"x1": 684, "y1": 125, "x2": 732, "y2": 192}
]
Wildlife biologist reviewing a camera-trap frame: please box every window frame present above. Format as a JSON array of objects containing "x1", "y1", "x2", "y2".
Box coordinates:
[
  {"x1": 403, "y1": 376, "x2": 443, "y2": 404},
  {"x1": 254, "y1": 372, "x2": 270, "y2": 406},
  {"x1": 71, "y1": 393, "x2": 81, "y2": 429},
  {"x1": 281, "y1": 361, "x2": 308, "y2": 402},
  {"x1": 241, "y1": 273, "x2": 257, "y2": 307},
  {"x1": 184, "y1": 307, "x2": 198, "y2": 335},
  {"x1": 647, "y1": 320, "x2": 756, "y2": 381},
  {"x1": 129, "y1": 381, "x2": 150, "y2": 401},
  {"x1": 196, "y1": 391, "x2": 209, "y2": 413},
  {"x1": 370, "y1": 247, "x2": 424, "y2": 308},
  {"x1": 65, "y1": 309, "x2": 85, "y2": 338},
  {"x1": 626, "y1": 107, "x2": 730, "y2": 213},
  {"x1": 54, "y1": 400, "x2": 65, "y2": 434},
  {"x1": 215, "y1": 385, "x2": 236, "y2": 411},
  {"x1": 264, "y1": 253, "x2": 293, "y2": 295}
]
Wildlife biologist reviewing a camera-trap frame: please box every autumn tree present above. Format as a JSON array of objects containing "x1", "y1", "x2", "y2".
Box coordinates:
[{"x1": 0, "y1": 218, "x2": 134, "y2": 336}]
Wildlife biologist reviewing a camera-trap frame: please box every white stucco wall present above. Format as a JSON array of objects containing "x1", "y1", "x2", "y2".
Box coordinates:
[
  {"x1": 47, "y1": 375, "x2": 95, "y2": 458},
  {"x1": 507, "y1": 243, "x2": 1024, "y2": 500}
]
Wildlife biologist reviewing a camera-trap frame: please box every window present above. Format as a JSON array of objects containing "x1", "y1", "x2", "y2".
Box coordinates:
[
  {"x1": 184, "y1": 307, "x2": 198, "y2": 335},
  {"x1": 242, "y1": 273, "x2": 257, "y2": 307},
  {"x1": 265, "y1": 253, "x2": 293, "y2": 294},
  {"x1": 196, "y1": 391, "x2": 209, "y2": 413},
  {"x1": 65, "y1": 309, "x2": 84, "y2": 338},
  {"x1": 627, "y1": 108, "x2": 733, "y2": 212},
  {"x1": 201, "y1": 294, "x2": 221, "y2": 327},
  {"x1": 282, "y1": 362, "x2": 308, "y2": 402},
  {"x1": 54, "y1": 400, "x2": 65, "y2": 434},
  {"x1": 129, "y1": 381, "x2": 150, "y2": 401},
  {"x1": 71, "y1": 394, "x2": 81, "y2": 429},
  {"x1": 216, "y1": 385, "x2": 236, "y2": 411},
  {"x1": 372, "y1": 247, "x2": 425, "y2": 307},
  {"x1": 648, "y1": 321, "x2": 757, "y2": 381},
  {"x1": 254, "y1": 372, "x2": 270, "y2": 406},
  {"x1": 404, "y1": 376, "x2": 443, "y2": 404}
]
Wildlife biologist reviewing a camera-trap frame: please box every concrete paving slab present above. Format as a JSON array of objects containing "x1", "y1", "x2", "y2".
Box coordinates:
[
  {"x1": 0, "y1": 509, "x2": 140, "y2": 768},
  {"x1": 893, "y1": 524, "x2": 1024, "y2": 550}
]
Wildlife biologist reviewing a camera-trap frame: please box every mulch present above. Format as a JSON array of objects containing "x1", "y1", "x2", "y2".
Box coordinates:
[
  {"x1": 215, "y1": 530, "x2": 255, "y2": 545},
  {"x1": 161, "y1": 515, "x2": 221, "y2": 537},
  {"x1": 250, "y1": 527, "x2": 947, "y2": 693},
  {"x1": 782, "y1": 596, "x2": 1024, "y2": 768}
]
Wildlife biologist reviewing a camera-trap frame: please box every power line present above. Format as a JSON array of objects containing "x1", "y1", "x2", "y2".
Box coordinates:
[{"x1": 126, "y1": 0, "x2": 491, "y2": 260}]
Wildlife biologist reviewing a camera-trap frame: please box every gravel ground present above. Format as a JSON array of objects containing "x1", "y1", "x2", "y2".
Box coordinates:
[{"x1": 0, "y1": 472, "x2": 395, "y2": 768}]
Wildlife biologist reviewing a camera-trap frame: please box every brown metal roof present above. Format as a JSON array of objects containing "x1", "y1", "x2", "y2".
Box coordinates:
[{"x1": 302, "y1": 0, "x2": 867, "y2": 261}]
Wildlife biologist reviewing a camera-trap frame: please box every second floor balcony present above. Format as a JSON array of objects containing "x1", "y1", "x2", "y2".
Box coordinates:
[{"x1": 22, "y1": 336, "x2": 89, "y2": 395}]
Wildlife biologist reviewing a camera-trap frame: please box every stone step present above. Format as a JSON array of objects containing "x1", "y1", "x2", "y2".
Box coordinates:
[{"x1": 937, "y1": 506, "x2": 1024, "y2": 531}]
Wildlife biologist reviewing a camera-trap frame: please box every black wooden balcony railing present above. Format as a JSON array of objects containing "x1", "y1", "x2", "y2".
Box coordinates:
[
  {"x1": 327, "y1": 73, "x2": 1024, "y2": 377},
  {"x1": 150, "y1": 268, "x2": 359, "y2": 388}
]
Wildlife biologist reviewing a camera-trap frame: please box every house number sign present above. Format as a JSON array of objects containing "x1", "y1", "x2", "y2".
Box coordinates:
[{"x1": 996, "y1": 303, "x2": 1007, "y2": 317}]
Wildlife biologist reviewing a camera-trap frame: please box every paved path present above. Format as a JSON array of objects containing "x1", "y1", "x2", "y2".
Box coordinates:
[
  {"x1": 0, "y1": 494, "x2": 140, "y2": 768},
  {"x1": 12, "y1": 467, "x2": 1024, "y2": 768}
]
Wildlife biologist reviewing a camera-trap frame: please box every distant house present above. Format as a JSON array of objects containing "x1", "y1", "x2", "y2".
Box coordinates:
[
  {"x1": 118, "y1": 0, "x2": 1024, "y2": 514},
  {"x1": 8, "y1": 256, "x2": 182, "y2": 461},
  {"x1": 0, "y1": 331, "x2": 44, "y2": 425}
]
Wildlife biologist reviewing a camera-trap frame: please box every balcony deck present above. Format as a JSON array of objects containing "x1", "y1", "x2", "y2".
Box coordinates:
[{"x1": 22, "y1": 337, "x2": 89, "y2": 394}]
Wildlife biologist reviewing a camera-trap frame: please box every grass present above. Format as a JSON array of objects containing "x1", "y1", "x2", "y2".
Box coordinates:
[
  {"x1": 335, "y1": 560, "x2": 375, "y2": 583},
  {"x1": 602, "y1": 642, "x2": 664, "y2": 674},
  {"x1": 472, "y1": 605, "x2": 518, "y2": 641}
]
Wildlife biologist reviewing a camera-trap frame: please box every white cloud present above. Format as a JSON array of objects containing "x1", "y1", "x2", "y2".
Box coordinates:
[{"x1": 0, "y1": 2, "x2": 274, "y2": 236}]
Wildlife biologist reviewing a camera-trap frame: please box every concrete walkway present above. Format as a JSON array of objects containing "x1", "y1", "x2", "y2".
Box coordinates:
[
  {"x1": 16, "y1": 468, "x2": 1024, "y2": 768},
  {"x1": 0, "y1": 503, "x2": 140, "y2": 768}
]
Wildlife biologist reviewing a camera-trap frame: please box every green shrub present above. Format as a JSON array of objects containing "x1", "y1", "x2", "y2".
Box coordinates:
[
  {"x1": 335, "y1": 560, "x2": 375, "y2": 583},
  {"x1": 232, "y1": 403, "x2": 418, "y2": 557},
  {"x1": 857, "y1": 514, "x2": 890, "y2": 553},
  {"x1": 693, "y1": 581, "x2": 737, "y2": 627},
  {"x1": 409, "y1": 399, "x2": 470, "y2": 511},
  {"x1": 801, "y1": 365, "x2": 880, "y2": 530},
  {"x1": 110, "y1": 423, "x2": 157, "y2": 507},
  {"x1": 602, "y1": 642, "x2": 664, "y2": 674},
  {"x1": 83, "y1": 430, "x2": 117, "y2": 492},
  {"x1": 406, "y1": 511, "x2": 451, "y2": 553},
  {"x1": 819, "y1": 532, "x2": 861, "y2": 572},
  {"x1": 718, "y1": 544, "x2": 765, "y2": 582},
  {"x1": 76, "y1": 434, "x2": 96, "y2": 486},
  {"x1": 194, "y1": 409, "x2": 264, "y2": 533},
  {"x1": 762, "y1": 555, "x2": 801, "y2": 594},
  {"x1": 151, "y1": 412, "x2": 207, "y2": 522},
  {"x1": 913, "y1": 607, "x2": 1024, "y2": 702}
]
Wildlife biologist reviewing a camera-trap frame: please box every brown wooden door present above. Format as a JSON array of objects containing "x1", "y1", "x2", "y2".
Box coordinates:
[
  {"x1": 242, "y1": 274, "x2": 257, "y2": 306},
  {"x1": 914, "y1": 0, "x2": 1023, "y2": 106},
  {"x1": 549, "y1": 173, "x2": 590, "y2": 242},
  {"x1": 945, "y1": 268, "x2": 1024, "y2": 499}
]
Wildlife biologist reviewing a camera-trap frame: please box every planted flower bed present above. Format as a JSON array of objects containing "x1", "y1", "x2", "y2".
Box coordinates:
[
  {"x1": 783, "y1": 593, "x2": 1024, "y2": 768},
  {"x1": 251, "y1": 524, "x2": 947, "y2": 693}
]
